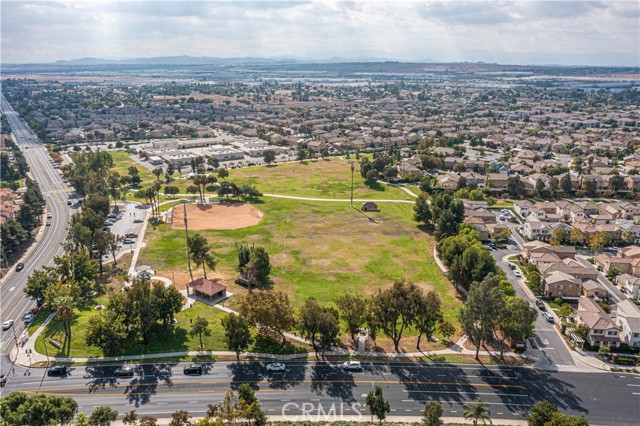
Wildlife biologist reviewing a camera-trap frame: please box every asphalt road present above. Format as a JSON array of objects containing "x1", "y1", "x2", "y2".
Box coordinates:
[
  {"x1": 2, "y1": 361, "x2": 639, "y2": 425},
  {"x1": 0, "y1": 96, "x2": 73, "y2": 364}
]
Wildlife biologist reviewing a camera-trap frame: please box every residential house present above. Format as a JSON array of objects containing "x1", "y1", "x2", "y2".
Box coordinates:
[
  {"x1": 459, "y1": 172, "x2": 485, "y2": 188},
  {"x1": 576, "y1": 297, "x2": 621, "y2": 348},
  {"x1": 582, "y1": 279, "x2": 607, "y2": 299},
  {"x1": 617, "y1": 274, "x2": 640, "y2": 300},
  {"x1": 620, "y1": 246, "x2": 640, "y2": 259},
  {"x1": 514, "y1": 200, "x2": 534, "y2": 218},
  {"x1": 614, "y1": 299, "x2": 640, "y2": 348},
  {"x1": 523, "y1": 217, "x2": 551, "y2": 241},
  {"x1": 436, "y1": 173, "x2": 459, "y2": 190},
  {"x1": 485, "y1": 173, "x2": 509, "y2": 190},
  {"x1": 543, "y1": 270, "x2": 582, "y2": 299}
]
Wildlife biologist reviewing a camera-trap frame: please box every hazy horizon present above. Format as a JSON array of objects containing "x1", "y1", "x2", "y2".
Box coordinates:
[{"x1": 2, "y1": 0, "x2": 639, "y2": 67}]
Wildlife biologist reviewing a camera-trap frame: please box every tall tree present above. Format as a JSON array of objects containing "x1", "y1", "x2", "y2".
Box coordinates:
[
  {"x1": 414, "y1": 291, "x2": 443, "y2": 351},
  {"x1": 45, "y1": 281, "x2": 80, "y2": 339},
  {"x1": 336, "y1": 294, "x2": 368, "y2": 344},
  {"x1": 369, "y1": 279, "x2": 422, "y2": 352},
  {"x1": 187, "y1": 234, "x2": 217, "y2": 279},
  {"x1": 242, "y1": 247, "x2": 272, "y2": 293},
  {"x1": 152, "y1": 167, "x2": 163, "y2": 181},
  {"x1": 413, "y1": 193, "x2": 433, "y2": 229},
  {"x1": 589, "y1": 231, "x2": 610, "y2": 253},
  {"x1": 221, "y1": 313, "x2": 254, "y2": 362},
  {"x1": 85, "y1": 309, "x2": 128, "y2": 356},
  {"x1": 459, "y1": 274, "x2": 505, "y2": 360},
  {"x1": 107, "y1": 171, "x2": 122, "y2": 212},
  {"x1": 190, "y1": 316, "x2": 211, "y2": 349},
  {"x1": 152, "y1": 283, "x2": 183, "y2": 327},
  {"x1": 298, "y1": 297, "x2": 324, "y2": 349},
  {"x1": 497, "y1": 296, "x2": 537, "y2": 359},
  {"x1": 560, "y1": 174, "x2": 573, "y2": 193},
  {"x1": 365, "y1": 386, "x2": 390, "y2": 425},
  {"x1": 238, "y1": 291, "x2": 295, "y2": 346},
  {"x1": 263, "y1": 149, "x2": 276, "y2": 165},
  {"x1": 583, "y1": 179, "x2": 598, "y2": 197}
]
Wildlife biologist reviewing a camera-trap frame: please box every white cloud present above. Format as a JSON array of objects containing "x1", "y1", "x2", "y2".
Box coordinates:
[{"x1": 1, "y1": 0, "x2": 638, "y2": 65}]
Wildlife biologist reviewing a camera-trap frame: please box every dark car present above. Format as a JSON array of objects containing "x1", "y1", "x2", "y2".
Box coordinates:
[
  {"x1": 0, "y1": 374, "x2": 6, "y2": 387},
  {"x1": 36, "y1": 297, "x2": 45, "y2": 307},
  {"x1": 47, "y1": 365, "x2": 67, "y2": 376},
  {"x1": 15, "y1": 263, "x2": 24, "y2": 272},
  {"x1": 183, "y1": 364, "x2": 203, "y2": 375},
  {"x1": 536, "y1": 299, "x2": 546, "y2": 311},
  {"x1": 114, "y1": 367, "x2": 134, "y2": 377}
]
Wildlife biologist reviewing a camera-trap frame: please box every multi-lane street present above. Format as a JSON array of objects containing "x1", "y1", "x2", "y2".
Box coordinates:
[
  {"x1": 0, "y1": 96, "x2": 73, "y2": 368},
  {"x1": 3, "y1": 361, "x2": 639, "y2": 425}
]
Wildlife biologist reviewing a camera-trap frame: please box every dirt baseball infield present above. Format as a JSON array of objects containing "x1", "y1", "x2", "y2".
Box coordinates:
[{"x1": 171, "y1": 203, "x2": 263, "y2": 230}]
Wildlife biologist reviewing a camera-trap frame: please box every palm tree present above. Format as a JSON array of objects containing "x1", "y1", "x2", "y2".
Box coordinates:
[
  {"x1": 45, "y1": 281, "x2": 80, "y2": 340},
  {"x1": 463, "y1": 398, "x2": 491, "y2": 426},
  {"x1": 187, "y1": 234, "x2": 217, "y2": 279}
]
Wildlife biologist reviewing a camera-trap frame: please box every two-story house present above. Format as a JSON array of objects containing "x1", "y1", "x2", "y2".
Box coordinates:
[
  {"x1": 615, "y1": 299, "x2": 640, "y2": 348},
  {"x1": 576, "y1": 297, "x2": 621, "y2": 348}
]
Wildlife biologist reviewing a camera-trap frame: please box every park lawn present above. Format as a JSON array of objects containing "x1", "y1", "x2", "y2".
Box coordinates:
[
  {"x1": 139, "y1": 196, "x2": 463, "y2": 346},
  {"x1": 109, "y1": 151, "x2": 146, "y2": 176},
  {"x1": 36, "y1": 298, "x2": 308, "y2": 358}
]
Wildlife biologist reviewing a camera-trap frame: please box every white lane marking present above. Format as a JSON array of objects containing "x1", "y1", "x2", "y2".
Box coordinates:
[
  {"x1": 188, "y1": 401, "x2": 199, "y2": 404},
  {"x1": 628, "y1": 384, "x2": 640, "y2": 387},
  {"x1": 403, "y1": 390, "x2": 528, "y2": 397}
]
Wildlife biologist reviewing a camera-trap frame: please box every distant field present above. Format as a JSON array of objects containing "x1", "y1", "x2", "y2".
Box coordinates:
[{"x1": 109, "y1": 151, "x2": 146, "y2": 177}]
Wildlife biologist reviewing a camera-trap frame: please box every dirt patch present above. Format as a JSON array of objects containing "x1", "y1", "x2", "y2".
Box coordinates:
[{"x1": 171, "y1": 203, "x2": 263, "y2": 230}]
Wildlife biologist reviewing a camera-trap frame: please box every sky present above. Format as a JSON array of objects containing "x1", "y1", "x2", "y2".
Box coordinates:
[{"x1": 1, "y1": 0, "x2": 639, "y2": 66}]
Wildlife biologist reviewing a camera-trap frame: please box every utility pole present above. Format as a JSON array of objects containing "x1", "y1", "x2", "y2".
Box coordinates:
[
  {"x1": 183, "y1": 202, "x2": 193, "y2": 282},
  {"x1": 348, "y1": 160, "x2": 355, "y2": 208}
]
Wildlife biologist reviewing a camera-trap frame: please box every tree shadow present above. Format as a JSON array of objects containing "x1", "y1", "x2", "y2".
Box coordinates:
[
  {"x1": 309, "y1": 361, "x2": 357, "y2": 403},
  {"x1": 123, "y1": 363, "x2": 175, "y2": 407}
]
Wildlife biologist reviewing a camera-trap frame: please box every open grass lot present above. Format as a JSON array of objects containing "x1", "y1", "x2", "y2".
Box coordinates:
[
  {"x1": 109, "y1": 151, "x2": 146, "y2": 176},
  {"x1": 136, "y1": 158, "x2": 412, "y2": 202},
  {"x1": 139, "y1": 195, "x2": 463, "y2": 351},
  {"x1": 36, "y1": 298, "x2": 310, "y2": 358}
]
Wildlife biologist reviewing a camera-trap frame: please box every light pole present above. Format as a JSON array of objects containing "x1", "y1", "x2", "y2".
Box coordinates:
[
  {"x1": 183, "y1": 201, "x2": 193, "y2": 282},
  {"x1": 348, "y1": 160, "x2": 355, "y2": 208}
]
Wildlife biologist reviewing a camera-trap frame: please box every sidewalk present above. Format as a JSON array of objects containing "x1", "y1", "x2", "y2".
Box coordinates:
[{"x1": 110, "y1": 416, "x2": 527, "y2": 425}]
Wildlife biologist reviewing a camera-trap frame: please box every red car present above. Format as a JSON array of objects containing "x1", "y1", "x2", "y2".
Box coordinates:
[
  {"x1": 125, "y1": 233, "x2": 138, "y2": 238},
  {"x1": 29, "y1": 307, "x2": 40, "y2": 315}
]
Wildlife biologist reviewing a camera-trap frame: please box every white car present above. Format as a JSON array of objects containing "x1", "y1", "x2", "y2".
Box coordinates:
[
  {"x1": 2, "y1": 320, "x2": 14, "y2": 330},
  {"x1": 23, "y1": 314, "x2": 35, "y2": 324},
  {"x1": 342, "y1": 361, "x2": 363, "y2": 371},
  {"x1": 513, "y1": 270, "x2": 522, "y2": 277},
  {"x1": 266, "y1": 363, "x2": 286, "y2": 372}
]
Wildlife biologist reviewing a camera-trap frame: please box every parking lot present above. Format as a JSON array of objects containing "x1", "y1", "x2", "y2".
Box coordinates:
[{"x1": 102, "y1": 202, "x2": 147, "y2": 262}]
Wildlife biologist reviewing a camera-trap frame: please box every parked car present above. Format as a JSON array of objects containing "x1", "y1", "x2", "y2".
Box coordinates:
[
  {"x1": 125, "y1": 233, "x2": 138, "y2": 238},
  {"x1": 28, "y1": 307, "x2": 39, "y2": 315},
  {"x1": 47, "y1": 365, "x2": 67, "y2": 377},
  {"x1": 114, "y1": 367, "x2": 135, "y2": 377},
  {"x1": 23, "y1": 313, "x2": 35, "y2": 324},
  {"x1": 536, "y1": 300, "x2": 546, "y2": 310},
  {"x1": 508, "y1": 263, "x2": 516, "y2": 270},
  {"x1": 67, "y1": 200, "x2": 72, "y2": 206},
  {"x1": 103, "y1": 221, "x2": 113, "y2": 227},
  {"x1": 46, "y1": 212, "x2": 52, "y2": 219},
  {"x1": 15, "y1": 263, "x2": 24, "y2": 272},
  {"x1": 183, "y1": 364, "x2": 203, "y2": 375},
  {"x1": 513, "y1": 270, "x2": 522, "y2": 277},
  {"x1": 0, "y1": 374, "x2": 6, "y2": 387},
  {"x1": 107, "y1": 213, "x2": 117, "y2": 220},
  {"x1": 123, "y1": 238, "x2": 135, "y2": 244},
  {"x1": 36, "y1": 297, "x2": 45, "y2": 307},
  {"x1": 2, "y1": 320, "x2": 14, "y2": 330},
  {"x1": 498, "y1": 215, "x2": 505, "y2": 220},
  {"x1": 46, "y1": 221, "x2": 51, "y2": 226},
  {"x1": 543, "y1": 312, "x2": 554, "y2": 323},
  {"x1": 133, "y1": 218, "x2": 143, "y2": 223},
  {"x1": 342, "y1": 361, "x2": 363, "y2": 371},
  {"x1": 266, "y1": 363, "x2": 286, "y2": 372}
]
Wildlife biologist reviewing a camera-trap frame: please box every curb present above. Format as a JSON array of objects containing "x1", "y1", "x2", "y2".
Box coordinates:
[{"x1": 0, "y1": 211, "x2": 47, "y2": 286}]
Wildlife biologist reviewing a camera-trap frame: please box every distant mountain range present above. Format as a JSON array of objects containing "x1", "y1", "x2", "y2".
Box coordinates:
[{"x1": 51, "y1": 55, "x2": 402, "y2": 66}]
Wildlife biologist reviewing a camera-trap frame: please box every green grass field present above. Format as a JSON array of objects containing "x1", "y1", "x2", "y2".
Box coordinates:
[
  {"x1": 35, "y1": 298, "x2": 309, "y2": 358},
  {"x1": 139, "y1": 195, "x2": 463, "y2": 350},
  {"x1": 109, "y1": 151, "x2": 146, "y2": 177}
]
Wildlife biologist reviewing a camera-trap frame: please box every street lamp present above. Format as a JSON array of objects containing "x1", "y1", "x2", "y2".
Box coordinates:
[
  {"x1": 347, "y1": 160, "x2": 355, "y2": 208},
  {"x1": 183, "y1": 201, "x2": 193, "y2": 282}
]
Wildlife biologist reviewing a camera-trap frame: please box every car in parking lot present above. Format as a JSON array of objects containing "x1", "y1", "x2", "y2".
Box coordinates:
[
  {"x1": 266, "y1": 363, "x2": 286, "y2": 372},
  {"x1": 15, "y1": 262, "x2": 24, "y2": 272},
  {"x1": 47, "y1": 212, "x2": 52, "y2": 219},
  {"x1": 133, "y1": 218, "x2": 143, "y2": 223},
  {"x1": 542, "y1": 312, "x2": 554, "y2": 323},
  {"x1": 47, "y1": 365, "x2": 67, "y2": 377},
  {"x1": 124, "y1": 238, "x2": 135, "y2": 244},
  {"x1": 2, "y1": 320, "x2": 14, "y2": 330},
  {"x1": 46, "y1": 220, "x2": 51, "y2": 226},
  {"x1": 0, "y1": 374, "x2": 6, "y2": 387},
  {"x1": 28, "y1": 307, "x2": 39, "y2": 315},
  {"x1": 183, "y1": 364, "x2": 203, "y2": 375},
  {"x1": 67, "y1": 200, "x2": 72, "y2": 206},
  {"x1": 126, "y1": 233, "x2": 138, "y2": 238},
  {"x1": 23, "y1": 313, "x2": 35, "y2": 324},
  {"x1": 536, "y1": 299, "x2": 546, "y2": 310},
  {"x1": 103, "y1": 221, "x2": 113, "y2": 227},
  {"x1": 513, "y1": 270, "x2": 522, "y2": 277},
  {"x1": 114, "y1": 367, "x2": 135, "y2": 377},
  {"x1": 342, "y1": 361, "x2": 363, "y2": 371}
]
